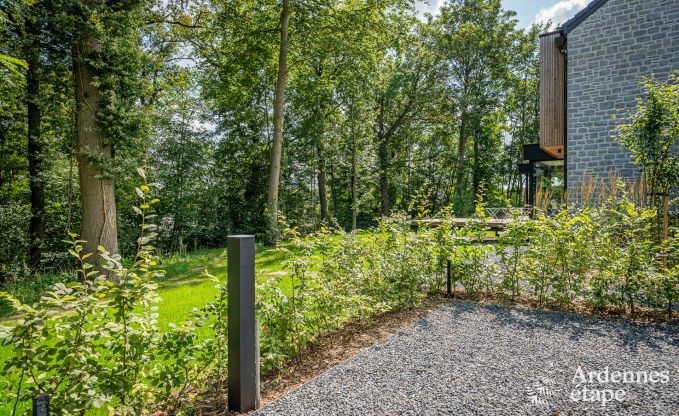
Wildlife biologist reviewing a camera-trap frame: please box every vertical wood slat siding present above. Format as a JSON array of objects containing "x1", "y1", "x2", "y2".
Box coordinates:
[{"x1": 539, "y1": 33, "x2": 565, "y2": 158}]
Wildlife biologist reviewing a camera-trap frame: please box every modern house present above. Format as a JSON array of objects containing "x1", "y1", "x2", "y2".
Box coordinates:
[{"x1": 521, "y1": 0, "x2": 679, "y2": 207}]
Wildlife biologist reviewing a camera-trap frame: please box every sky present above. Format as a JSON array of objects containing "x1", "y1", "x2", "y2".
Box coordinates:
[{"x1": 417, "y1": 0, "x2": 593, "y2": 28}]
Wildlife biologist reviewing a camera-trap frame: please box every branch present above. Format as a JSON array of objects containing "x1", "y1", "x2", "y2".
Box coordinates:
[
  {"x1": 146, "y1": 10, "x2": 208, "y2": 29},
  {"x1": 385, "y1": 64, "x2": 425, "y2": 140},
  {"x1": 146, "y1": 19, "x2": 206, "y2": 29}
]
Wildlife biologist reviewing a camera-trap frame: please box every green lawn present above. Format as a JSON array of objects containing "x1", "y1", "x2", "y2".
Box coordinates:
[{"x1": 153, "y1": 245, "x2": 296, "y2": 330}]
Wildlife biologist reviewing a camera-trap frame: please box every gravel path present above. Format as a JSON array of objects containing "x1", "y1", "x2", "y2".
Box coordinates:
[{"x1": 254, "y1": 302, "x2": 679, "y2": 415}]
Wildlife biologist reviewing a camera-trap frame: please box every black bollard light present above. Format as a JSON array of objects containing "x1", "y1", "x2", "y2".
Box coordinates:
[{"x1": 227, "y1": 235, "x2": 257, "y2": 412}]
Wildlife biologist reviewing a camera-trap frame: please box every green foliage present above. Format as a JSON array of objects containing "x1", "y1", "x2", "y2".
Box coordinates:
[
  {"x1": 2, "y1": 184, "x2": 679, "y2": 414},
  {"x1": 0, "y1": 202, "x2": 31, "y2": 284},
  {"x1": 446, "y1": 189, "x2": 676, "y2": 315},
  {"x1": 496, "y1": 212, "x2": 531, "y2": 300},
  {"x1": 256, "y1": 213, "x2": 441, "y2": 371},
  {"x1": 0, "y1": 53, "x2": 27, "y2": 80},
  {"x1": 2, "y1": 0, "x2": 678, "y2": 412},
  {"x1": 73, "y1": 0, "x2": 148, "y2": 155},
  {"x1": 664, "y1": 228, "x2": 679, "y2": 311},
  {"x1": 0, "y1": 192, "x2": 448, "y2": 413},
  {"x1": 255, "y1": 188, "x2": 679, "y2": 380},
  {"x1": 1, "y1": 0, "x2": 546, "y2": 278},
  {"x1": 0, "y1": 178, "x2": 214, "y2": 415},
  {"x1": 616, "y1": 72, "x2": 679, "y2": 201},
  {"x1": 614, "y1": 72, "x2": 679, "y2": 250}
]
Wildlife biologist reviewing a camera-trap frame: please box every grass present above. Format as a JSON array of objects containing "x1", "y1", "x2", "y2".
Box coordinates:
[
  {"x1": 0, "y1": 243, "x2": 296, "y2": 413},
  {"x1": 153, "y1": 245, "x2": 293, "y2": 330}
]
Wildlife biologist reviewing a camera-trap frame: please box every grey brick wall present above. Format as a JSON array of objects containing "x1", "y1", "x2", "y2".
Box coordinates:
[{"x1": 566, "y1": 0, "x2": 679, "y2": 194}]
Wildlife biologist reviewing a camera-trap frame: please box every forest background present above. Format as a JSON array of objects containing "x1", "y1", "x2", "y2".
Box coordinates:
[{"x1": 0, "y1": 0, "x2": 547, "y2": 283}]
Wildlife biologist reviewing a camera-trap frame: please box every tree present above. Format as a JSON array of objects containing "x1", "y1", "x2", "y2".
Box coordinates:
[
  {"x1": 372, "y1": 24, "x2": 433, "y2": 216},
  {"x1": 151, "y1": 68, "x2": 216, "y2": 253},
  {"x1": 616, "y1": 72, "x2": 679, "y2": 246},
  {"x1": 1, "y1": 0, "x2": 47, "y2": 270},
  {"x1": 374, "y1": 57, "x2": 424, "y2": 216},
  {"x1": 72, "y1": 0, "x2": 147, "y2": 270},
  {"x1": 436, "y1": 0, "x2": 519, "y2": 211},
  {"x1": 287, "y1": 0, "x2": 388, "y2": 224},
  {"x1": 268, "y1": 0, "x2": 291, "y2": 229},
  {"x1": 73, "y1": 1, "x2": 119, "y2": 269},
  {"x1": 0, "y1": 0, "x2": 554, "y2": 282},
  {"x1": 501, "y1": 25, "x2": 542, "y2": 206},
  {"x1": 24, "y1": 4, "x2": 44, "y2": 270},
  {"x1": 1, "y1": 0, "x2": 77, "y2": 282},
  {"x1": 198, "y1": 0, "x2": 416, "y2": 235},
  {"x1": 0, "y1": 53, "x2": 27, "y2": 76}
]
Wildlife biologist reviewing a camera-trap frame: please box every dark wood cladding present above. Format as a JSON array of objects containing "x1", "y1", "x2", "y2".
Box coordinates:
[{"x1": 539, "y1": 33, "x2": 565, "y2": 159}]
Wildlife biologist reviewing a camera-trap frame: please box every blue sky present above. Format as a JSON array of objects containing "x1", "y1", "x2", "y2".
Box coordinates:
[{"x1": 417, "y1": 0, "x2": 592, "y2": 28}]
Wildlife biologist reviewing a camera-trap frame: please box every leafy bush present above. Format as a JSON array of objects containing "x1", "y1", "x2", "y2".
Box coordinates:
[
  {"x1": 448, "y1": 188, "x2": 676, "y2": 316},
  {"x1": 0, "y1": 203, "x2": 448, "y2": 414},
  {"x1": 0, "y1": 176, "x2": 215, "y2": 415},
  {"x1": 1, "y1": 182, "x2": 677, "y2": 415},
  {"x1": 256, "y1": 213, "x2": 442, "y2": 371},
  {"x1": 0, "y1": 201, "x2": 30, "y2": 285}
]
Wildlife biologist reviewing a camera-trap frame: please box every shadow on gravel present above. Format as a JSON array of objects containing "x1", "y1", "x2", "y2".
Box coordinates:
[
  {"x1": 255, "y1": 300, "x2": 679, "y2": 416},
  {"x1": 442, "y1": 302, "x2": 679, "y2": 353}
]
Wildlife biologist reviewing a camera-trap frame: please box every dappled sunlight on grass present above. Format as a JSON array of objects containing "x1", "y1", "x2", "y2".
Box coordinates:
[{"x1": 140, "y1": 243, "x2": 295, "y2": 332}]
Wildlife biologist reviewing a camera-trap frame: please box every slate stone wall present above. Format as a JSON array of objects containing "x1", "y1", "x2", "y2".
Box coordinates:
[{"x1": 566, "y1": 0, "x2": 679, "y2": 194}]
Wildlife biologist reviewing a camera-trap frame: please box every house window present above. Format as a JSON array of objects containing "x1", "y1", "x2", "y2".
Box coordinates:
[{"x1": 535, "y1": 160, "x2": 564, "y2": 210}]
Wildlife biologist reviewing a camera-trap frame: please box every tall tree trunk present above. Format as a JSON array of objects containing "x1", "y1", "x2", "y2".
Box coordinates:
[
  {"x1": 25, "y1": 18, "x2": 45, "y2": 271},
  {"x1": 349, "y1": 103, "x2": 358, "y2": 230},
  {"x1": 351, "y1": 128, "x2": 358, "y2": 230},
  {"x1": 267, "y1": 0, "x2": 291, "y2": 232},
  {"x1": 317, "y1": 143, "x2": 329, "y2": 224},
  {"x1": 378, "y1": 139, "x2": 389, "y2": 216},
  {"x1": 315, "y1": 101, "x2": 329, "y2": 224},
  {"x1": 317, "y1": 168, "x2": 328, "y2": 223},
  {"x1": 472, "y1": 125, "x2": 480, "y2": 201},
  {"x1": 454, "y1": 108, "x2": 468, "y2": 198},
  {"x1": 377, "y1": 99, "x2": 389, "y2": 216},
  {"x1": 74, "y1": 20, "x2": 119, "y2": 272},
  {"x1": 330, "y1": 159, "x2": 337, "y2": 219}
]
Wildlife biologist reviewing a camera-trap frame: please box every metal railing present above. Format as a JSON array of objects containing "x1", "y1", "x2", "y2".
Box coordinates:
[{"x1": 485, "y1": 207, "x2": 533, "y2": 219}]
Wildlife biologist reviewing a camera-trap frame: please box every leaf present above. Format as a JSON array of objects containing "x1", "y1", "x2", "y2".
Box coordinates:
[{"x1": 0, "y1": 53, "x2": 27, "y2": 77}]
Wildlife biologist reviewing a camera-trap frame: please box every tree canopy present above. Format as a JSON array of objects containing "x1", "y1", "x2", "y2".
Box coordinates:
[{"x1": 0, "y1": 0, "x2": 544, "y2": 280}]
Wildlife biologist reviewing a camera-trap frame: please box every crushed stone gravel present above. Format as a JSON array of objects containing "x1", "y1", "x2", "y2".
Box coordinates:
[{"x1": 253, "y1": 302, "x2": 679, "y2": 415}]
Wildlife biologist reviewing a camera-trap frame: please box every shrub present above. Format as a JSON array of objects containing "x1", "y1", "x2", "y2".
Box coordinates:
[
  {"x1": 0, "y1": 175, "x2": 213, "y2": 415},
  {"x1": 0, "y1": 201, "x2": 30, "y2": 285},
  {"x1": 1, "y1": 183, "x2": 677, "y2": 414}
]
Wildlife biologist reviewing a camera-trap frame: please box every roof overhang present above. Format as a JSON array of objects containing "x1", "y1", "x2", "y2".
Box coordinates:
[
  {"x1": 561, "y1": 0, "x2": 609, "y2": 34},
  {"x1": 523, "y1": 144, "x2": 561, "y2": 163}
]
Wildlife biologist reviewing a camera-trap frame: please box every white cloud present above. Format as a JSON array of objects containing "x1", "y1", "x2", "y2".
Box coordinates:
[
  {"x1": 534, "y1": 0, "x2": 590, "y2": 27},
  {"x1": 416, "y1": 0, "x2": 445, "y2": 20},
  {"x1": 191, "y1": 119, "x2": 216, "y2": 133}
]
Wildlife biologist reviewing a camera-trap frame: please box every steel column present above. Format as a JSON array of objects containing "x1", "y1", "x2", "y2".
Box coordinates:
[{"x1": 227, "y1": 235, "x2": 257, "y2": 412}]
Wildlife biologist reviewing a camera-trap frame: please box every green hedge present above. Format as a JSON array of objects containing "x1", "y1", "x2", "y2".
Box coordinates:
[{"x1": 1, "y1": 187, "x2": 677, "y2": 414}]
